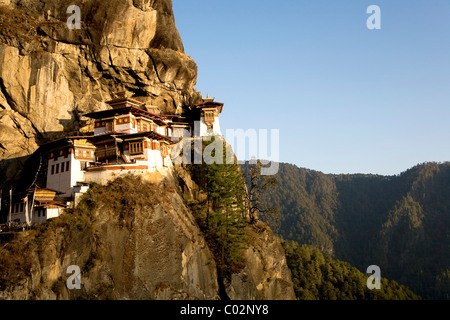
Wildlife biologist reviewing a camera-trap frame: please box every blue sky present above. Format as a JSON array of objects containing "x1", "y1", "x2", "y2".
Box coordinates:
[{"x1": 172, "y1": 0, "x2": 450, "y2": 175}]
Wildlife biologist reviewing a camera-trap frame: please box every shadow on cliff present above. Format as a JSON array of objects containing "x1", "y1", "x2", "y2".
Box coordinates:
[{"x1": 0, "y1": 152, "x2": 41, "y2": 222}]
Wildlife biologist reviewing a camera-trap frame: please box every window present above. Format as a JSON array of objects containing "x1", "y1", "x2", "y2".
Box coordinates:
[
  {"x1": 51, "y1": 165, "x2": 55, "y2": 175},
  {"x1": 161, "y1": 145, "x2": 168, "y2": 157},
  {"x1": 66, "y1": 161, "x2": 70, "y2": 172},
  {"x1": 205, "y1": 111, "x2": 215, "y2": 123},
  {"x1": 129, "y1": 141, "x2": 144, "y2": 155},
  {"x1": 56, "y1": 164, "x2": 59, "y2": 174},
  {"x1": 61, "y1": 163, "x2": 65, "y2": 173}
]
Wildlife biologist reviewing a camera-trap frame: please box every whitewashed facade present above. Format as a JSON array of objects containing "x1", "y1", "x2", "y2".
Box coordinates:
[
  {"x1": 5, "y1": 94, "x2": 226, "y2": 226},
  {"x1": 7, "y1": 188, "x2": 66, "y2": 226},
  {"x1": 193, "y1": 98, "x2": 224, "y2": 137},
  {"x1": 46, "y1": 139, "x2": 95, "y2": 198}
]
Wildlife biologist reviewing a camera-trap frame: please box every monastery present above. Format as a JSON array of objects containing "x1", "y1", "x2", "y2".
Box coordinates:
[{"x1": 3, "y1": 92, "x2": 224, "y2": 227}]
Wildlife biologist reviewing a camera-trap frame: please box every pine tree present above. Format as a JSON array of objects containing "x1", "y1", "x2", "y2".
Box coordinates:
[
  {"x1": 192, "y1": 136, "x2": 248, "y2": 275},
  {"x1": 245, "y1": 160, "x2": 280, "y2": 227}
]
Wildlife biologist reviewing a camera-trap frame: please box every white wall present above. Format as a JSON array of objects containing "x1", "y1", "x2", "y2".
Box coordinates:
[
  {"x1": 46, "y1": 208, "x2": 61, "y2": 220},
  {"x1": 146, "y1": 148, "x2": 163, "y2": 169},
  {"x1": 73, "y1": 185, "x2": 90, "y2": 206},
  {"x1": 212, "y1": 116, "x2": 221, "y2": 136},
  {"x1": 47, "y1": 153, "x2": 84, "y2": 198},
  {"x1": 197, "y1": 119, "x2": 207, "y2": 137},
  {"x1": 116, "y1": 122, "x2": 137, "y2": 134},
  {"x1": 199, "y1": 116, "x2": 221, "y2": 137},
  {"x1": 172, "y1": 127, "x2": 191, "y2": 139},
  {"x1": 8, "y1": 206, "x2": 61, "y2": 225},
  {"x1": 71, "y1": 155, "x2": 85, "y2": 195},
  {"x1": 47, "y1": 154, "x2": 72, "y2": 196},
  {"x1": 85, "y1": 167, "x2": 155, "y2": 185},
  {"x1": 157, "y1": 126, "x2": 166, "y2": 136}
]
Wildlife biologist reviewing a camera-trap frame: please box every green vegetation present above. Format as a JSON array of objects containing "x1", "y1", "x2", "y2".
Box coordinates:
[
  {"x1": 241, "y1": 161, "x2": 450, "y2": 299},
  {"x1": 0, "y1": 174, "x2": 159, "y2": 298},
  {"x1": 244, "y1": 160, "x2": 279, "y2": 228},
  {"x1": 187, "y1": 137, "x2": 249, "y2": 276},
  {"x1": 282, "y1": 240, "x2": 420, "y2": 300},
  {"x1": 0, "y1": 188, "x2": 97, "y2": 294},
  {"x1": 240, "y1": 163, "x2": 338, "y2": 255},
  {"x1": 78, "y1": 174, "x2": 160, "y2": 228}
]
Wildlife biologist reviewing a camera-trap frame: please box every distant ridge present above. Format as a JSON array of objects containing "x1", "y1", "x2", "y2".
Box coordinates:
[{"x1": 241, "y1": 161, "x2": 450, "y2": 299}]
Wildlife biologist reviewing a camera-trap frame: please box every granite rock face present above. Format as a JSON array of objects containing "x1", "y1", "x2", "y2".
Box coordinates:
[
  {"x1": 0, "y1": 172, "x2": 220, "y2": 300},
  {"x1": 0, "y1": 0, "x2": 201, "y2": 181},
  {"x1": 174, "y1": 164, "x2": 297, "y2": 300},
  {"x1": 0, "y1": 1, "x2": 296, "y2": 301},
  {"x1": 226, "y1": 221, "x2": 296, "y2": 300},
  {"x1": 0, "y1": 170, "x2": 296, "y2": 300}
]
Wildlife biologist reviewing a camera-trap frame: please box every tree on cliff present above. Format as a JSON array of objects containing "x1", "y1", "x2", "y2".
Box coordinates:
[
  {"x1": 191, "y1": 137, "x2": 248, "y2": 275},
  {"x1": 205, "y1": 159, "x2": 247, "y2": 273},
  {"x1": 244, "y1": 160, "x2": 279, "y2": 228}
]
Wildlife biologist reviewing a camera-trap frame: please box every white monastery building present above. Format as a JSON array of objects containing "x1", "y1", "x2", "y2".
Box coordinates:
[{"x1": 5, "y1": 92, "x2": 224, "y2": 226}]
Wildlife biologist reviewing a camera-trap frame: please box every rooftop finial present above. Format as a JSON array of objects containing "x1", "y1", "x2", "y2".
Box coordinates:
[{"x1": 204, "y1": 94, "x2": 215, "y2": 102}]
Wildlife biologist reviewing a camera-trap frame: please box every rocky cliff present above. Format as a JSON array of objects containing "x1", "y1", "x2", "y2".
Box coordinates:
[
  {"x1": 0, "y1": 0, "x2": 201, "y2": 182},
  {"x1": 0, "y1": 170, "x2": 295, "y2": 300},
  {"x1": 0, "y1": 0, "x2": 295, "y2": 300}
]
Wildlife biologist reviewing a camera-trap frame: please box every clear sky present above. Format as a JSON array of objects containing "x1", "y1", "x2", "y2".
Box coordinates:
[{"x1": 172, "y1": 0, "x2": 450, "y2": 175}]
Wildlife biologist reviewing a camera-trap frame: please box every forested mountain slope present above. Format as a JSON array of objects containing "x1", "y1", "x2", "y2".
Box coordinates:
[
  {"x1": 282, "y1": 241, "x2": 420, "y2": 300},
  {"x1": 241, "y1": 161, "x2": 450, "y2": 299}
]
